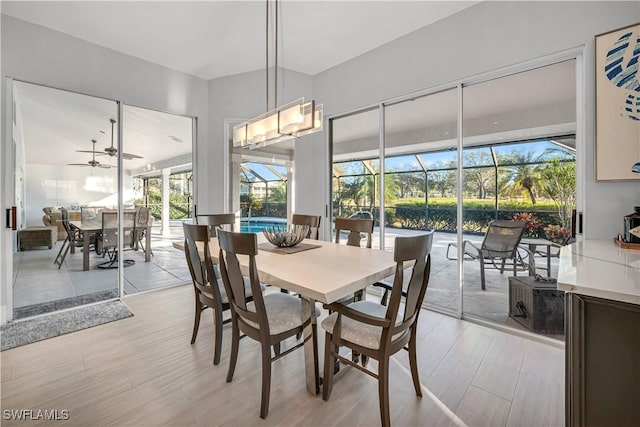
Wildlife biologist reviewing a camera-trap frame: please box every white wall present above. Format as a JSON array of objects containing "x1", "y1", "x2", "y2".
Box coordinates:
[
  {"x1": 207, "y1": 67, "x2": 313, "y2": 213},
  {"x1": 0, "y1": 15, "x2": 209, "y2": 323},
  {"x1": 23, "y1": 164, "x2": 135, "y2": 227},
  {"x1": 302, "y1": 0, "x2": 640, "y2": 240}
]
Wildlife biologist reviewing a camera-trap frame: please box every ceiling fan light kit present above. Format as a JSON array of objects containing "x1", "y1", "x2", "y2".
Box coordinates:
[{"x1": 232, "y1": 0, "x2": 323, "y2": 149}]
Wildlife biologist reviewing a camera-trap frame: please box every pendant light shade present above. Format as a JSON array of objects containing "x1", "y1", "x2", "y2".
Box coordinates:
[
  {"x1": 232, "y1": 0, "x2": 323, "y2": 149},
  {"x1": 233, "y1": 98, "x2": 323, "y2": 148}
]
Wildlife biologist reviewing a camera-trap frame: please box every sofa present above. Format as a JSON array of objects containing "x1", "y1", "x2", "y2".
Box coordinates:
[{"x1": 42, "y1": 207, "x2": 81, "y2": 240}]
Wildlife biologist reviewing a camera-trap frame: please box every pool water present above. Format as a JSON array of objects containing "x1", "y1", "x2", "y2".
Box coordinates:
[{"x1": 240, "y1": 220, "x2": 288, "y2": 233}]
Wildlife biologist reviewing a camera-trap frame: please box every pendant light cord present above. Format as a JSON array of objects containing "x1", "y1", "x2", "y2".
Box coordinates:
[
  {"x1": 274, "y1": 0, "x2": 278, "y2": 110},
  {"x1": 265, "y1": 0, "x2": 269, "y2": 114},
  {"x1": 265, "y1": 0, "x2": 280, "y2": 112}
]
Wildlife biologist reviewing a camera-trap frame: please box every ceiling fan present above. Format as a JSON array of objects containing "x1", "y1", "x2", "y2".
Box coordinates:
[
  {"x1": 76, "y1": 119, "x2": 143, "y2": 160},
  {"x1": 104, "y1": 118, "x2": 143, "y2": 160},
  {"x1": 69, "y1": 139, "x2": 113, "y2": 168}
]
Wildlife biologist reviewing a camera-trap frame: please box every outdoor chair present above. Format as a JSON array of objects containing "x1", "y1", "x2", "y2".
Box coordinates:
[
  {"x1": 96, "y1": 211, "x2": 137, "y2": 269},
  {"x1": 292, "y1": 213, "x2": 321, "y2": 240},
  {"x1": 217, "y1": 230, "x2": 318, "y2": 419},
  {"x1": 53, "y1": 207, "x2": 86, "y2": 269},
  {"x1": 322, "y1": 234, "x2": 432, "y2": 427},
  {"x1": 134, "y1": 206, "x2": 153, "y2": 255},
  {"x1": 446, "y1": 220, "x2": 535, "y2": 290},
  {"x1": 183, "y1": 223, "x2": 260, "y2": 365}
]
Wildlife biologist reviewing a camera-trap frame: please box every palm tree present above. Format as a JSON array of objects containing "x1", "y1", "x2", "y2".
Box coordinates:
[{"x1": 499, "y1": 152, "x2": 543, "y2": 204}]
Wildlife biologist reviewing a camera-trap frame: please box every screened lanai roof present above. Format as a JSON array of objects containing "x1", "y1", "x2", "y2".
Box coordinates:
[
  {"x1": 333, "y1": 137, "x2": 575, "y2": 177},
  {"x1": 241, "y1": 162, "x2": 288, "y2": 183}
]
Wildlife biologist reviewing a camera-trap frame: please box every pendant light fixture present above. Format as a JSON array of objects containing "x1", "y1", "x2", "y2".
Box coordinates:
[{"x1": 233, "y1": 0, "x2": 323, "y2": 148}]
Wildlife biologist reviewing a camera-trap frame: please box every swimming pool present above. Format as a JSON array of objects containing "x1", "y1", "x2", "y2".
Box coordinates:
[{"x1": 240, "y1": 217, "x2": 288, "y2": 233}]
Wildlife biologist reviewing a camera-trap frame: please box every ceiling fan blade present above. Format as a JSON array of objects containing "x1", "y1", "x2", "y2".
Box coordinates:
[
  {"x1": 76, "y1": 150, "x2": 107, "y2": 156},
  {"x1": 68, "y1": 163, "x2": 92, "y2": 167},
  {"x1": 122, "y1": 152, "x2": 143, "y2": 159},
  {"x1": 98, "y1": 164, "x2": 113, "y2": 169}
]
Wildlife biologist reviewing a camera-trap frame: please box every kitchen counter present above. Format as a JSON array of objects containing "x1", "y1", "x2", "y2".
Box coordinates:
[{"x1": 557, "y1": 239, "x2": 640, "y2": 305}]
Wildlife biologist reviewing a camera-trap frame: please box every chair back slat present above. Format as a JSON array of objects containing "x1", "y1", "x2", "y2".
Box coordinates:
[
  {"x1": 292, "y1": 214, "x2": 321, "y2": 240},
  {"x1": 334, "y1": 217, "x2": 374, "y2": 248},
  {"x1": 196, "y1": 213, "x2": 236, "y2": 237},
  {"x1": 218, "y1": 230, "x2": 268, "y2": 334},
  {"x1": 482, "y1": 220, "x2": 527, "y2": 258}
]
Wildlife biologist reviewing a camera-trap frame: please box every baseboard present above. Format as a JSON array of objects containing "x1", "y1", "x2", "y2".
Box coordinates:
[{"x1": 0, "y1": 304, "x2": 10, "y2": 325}]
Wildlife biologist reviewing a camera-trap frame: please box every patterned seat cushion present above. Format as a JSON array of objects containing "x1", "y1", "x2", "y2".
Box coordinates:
[
  {"x1": 321, "y1": 301, "x2": 402, "y2": 350},
  {"x1": 245, "y1": 293, "x2": 320, "y2": 335}
]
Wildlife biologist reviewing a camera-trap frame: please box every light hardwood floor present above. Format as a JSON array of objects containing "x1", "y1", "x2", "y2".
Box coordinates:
[{"x1": 0, "y1": 285, "x2": 564, "y2": 426}]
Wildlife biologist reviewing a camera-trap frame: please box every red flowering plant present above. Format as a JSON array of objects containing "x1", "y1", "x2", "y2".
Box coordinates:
[
  {"x1": 512, "y1": 212, "x2": 543, "y2": 238},
  {"x1": 543, "y1": 224, "x2": 570, "y2": 244}
]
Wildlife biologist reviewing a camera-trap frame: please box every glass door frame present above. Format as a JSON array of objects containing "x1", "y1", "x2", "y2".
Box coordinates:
[{"x1": 327, "y1": 46, "x2": 585, "y2": 321}]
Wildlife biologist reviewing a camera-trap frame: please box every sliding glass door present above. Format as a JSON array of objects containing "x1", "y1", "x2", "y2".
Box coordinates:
[
  {"x1": 382, "y1": 89, "x2": 459, "y2": 314},
  {"x1": 121, "y1": 105, "x2": 194, "y2": 294},
  {"x1": 331, "y1": 107, "x2": 381, "y2": 249},
  {"x1": 329, "y1": 57, "x2": 578, "y2": 336},
  {"x1": 11, "y1": 81, "x2": 119, "y2": 318}
]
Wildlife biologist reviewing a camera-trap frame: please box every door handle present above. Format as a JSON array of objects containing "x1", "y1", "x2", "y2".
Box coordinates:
[{"x1": 6, "y1": 206, "x2": 17, "y2": 230}]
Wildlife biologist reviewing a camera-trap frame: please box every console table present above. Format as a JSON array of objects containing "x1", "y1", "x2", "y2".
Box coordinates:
[{"x1": 558, "y1": 240, "x2": 640, "y2": 427}]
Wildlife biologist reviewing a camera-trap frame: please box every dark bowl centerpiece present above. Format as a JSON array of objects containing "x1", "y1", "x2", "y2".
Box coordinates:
[{"x1": 262, "y1": 224, "x2": 309, "y2": 248}]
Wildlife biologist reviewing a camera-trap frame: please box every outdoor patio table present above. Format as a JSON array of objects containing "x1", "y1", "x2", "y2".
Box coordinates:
[
  {"x1": 70, "y1": 217, "x2": 152, "y2": 271},
  {"x1": 520, "y1": 237, "x2": 557, "y2": 276},
  {"x1": 173, "y1": 237, "x2": 396, "y2": 395}
]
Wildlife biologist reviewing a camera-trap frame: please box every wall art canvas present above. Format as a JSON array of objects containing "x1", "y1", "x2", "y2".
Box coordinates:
[{"x1": 595, "y1": 23, "x2": 640, "y2": 181}]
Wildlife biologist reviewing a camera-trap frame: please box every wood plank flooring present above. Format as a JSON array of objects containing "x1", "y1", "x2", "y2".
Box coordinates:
[{"x1": 0, "y1": 285, "x2": 564, "y2": 426}]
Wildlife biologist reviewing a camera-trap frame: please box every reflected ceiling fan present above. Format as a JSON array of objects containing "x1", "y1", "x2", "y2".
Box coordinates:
[
  {"x1": 69, "y1": 139, "x2": 113, "y2": 168},
  {"x1": 76, "y1": 119, "x2": 143, "y2": 160}
]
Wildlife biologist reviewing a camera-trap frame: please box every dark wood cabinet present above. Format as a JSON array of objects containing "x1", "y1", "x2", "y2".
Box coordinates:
[{"x1": 565, "y1": 293, "x2": 640, "y2": 427}]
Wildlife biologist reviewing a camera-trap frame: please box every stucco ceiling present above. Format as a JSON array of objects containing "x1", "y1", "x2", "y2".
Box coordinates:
[{"x1": 1, "y1": 1, "x2": 479, "y2": 80}]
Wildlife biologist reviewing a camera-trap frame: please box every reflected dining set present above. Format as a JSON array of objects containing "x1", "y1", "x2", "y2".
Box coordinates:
[
  {"x1": 53, "y1": 206, "x2": 154, "y2": 271},
  {"x1": 177, "y1": 213, "x2": 433, "y2": 426}
]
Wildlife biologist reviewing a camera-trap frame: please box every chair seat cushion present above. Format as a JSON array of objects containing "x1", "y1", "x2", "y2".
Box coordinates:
[
  {"x1": 246, "y1": 292, "x2": 320, "y2": 336},
  {"x1": 321, "y1": 301, "x2": 402, "y2": 350}
]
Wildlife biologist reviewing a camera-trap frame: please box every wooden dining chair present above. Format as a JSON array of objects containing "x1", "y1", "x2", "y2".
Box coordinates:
[
  {"x1": 217, "y1": 230, "x2": 318, "y2": 419},
  {"x1": 195, "y1": 213, "x2": 236, "y2": 236},
  {"x1": 322, "y1": 234, "x2": 432, "y2": 427},
  {"x1": 332, "y1": 217, "x2": 375, "y2": 305},
  {"x1": 375, "y1": 230, "x2": 435, "y2": 305},
  {"x1": 182, "y1": 223, "x2": 259, "y2": 365},
  {"x1": 334, "y1": 217, "x2": 373, "y2": 248},
  {"x1": 292, "y1": 213, "x2": 321, "y2": 240}
]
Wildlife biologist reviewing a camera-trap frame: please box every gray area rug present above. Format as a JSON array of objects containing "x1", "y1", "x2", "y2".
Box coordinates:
[
  {"x1": 13, "y1": 289, "x2": 119, "y2": 320},
  {"x1": 1, "y1": 300, "x2": 134, "y2": 351}
]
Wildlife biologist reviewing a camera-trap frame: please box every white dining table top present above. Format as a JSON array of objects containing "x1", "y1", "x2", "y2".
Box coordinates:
[{"x1": 173, "y1": 238, "x2": 397, "y2": 304}]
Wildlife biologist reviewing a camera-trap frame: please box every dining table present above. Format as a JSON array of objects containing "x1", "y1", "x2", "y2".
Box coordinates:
[
  {"x1": 173, "y1": 236, "x2": 397, "y2": 395},
  {"x1": 70, "y1": 217, "x2": 152, "y2": 271}
]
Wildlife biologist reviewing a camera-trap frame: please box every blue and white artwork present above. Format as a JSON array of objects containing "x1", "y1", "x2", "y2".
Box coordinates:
[
  {"x1": 604, "y1": 30, "x2": 640, "y2": 121},
  {"x1": 596, "y1": 24, "x2": 640, "y2": 180}
]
